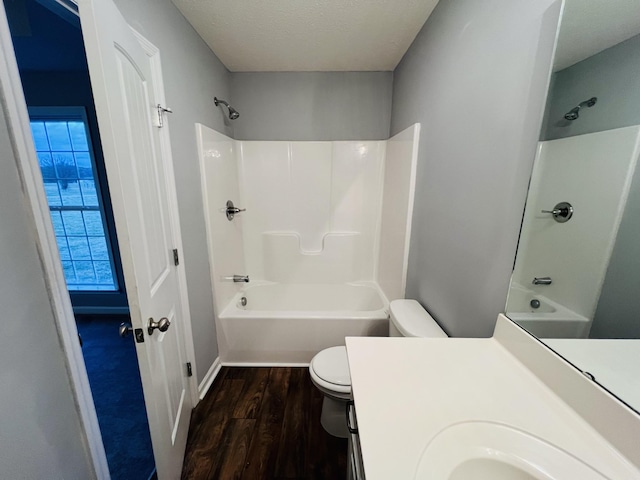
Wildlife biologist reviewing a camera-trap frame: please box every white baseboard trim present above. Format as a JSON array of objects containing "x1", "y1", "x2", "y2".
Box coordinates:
[
  {"x1": 198, "y1": 356, "x2": 222, "y2": 400},
  {"x1": 222, "y1": 362, "x2": 310, "y2": 368}
]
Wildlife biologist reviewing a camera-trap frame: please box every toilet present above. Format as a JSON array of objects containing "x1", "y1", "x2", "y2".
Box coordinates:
[{"x1": 309, "y1": 299, "x2": 448, "y2": 438}]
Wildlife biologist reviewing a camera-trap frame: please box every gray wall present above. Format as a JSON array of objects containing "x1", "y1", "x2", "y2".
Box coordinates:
[
  {"x1": 543, "y1": 33, "x2": 640, "y2": 141},
  {"x1": 0, "y1": 94, "x2": 93, "y2": 478},
  {"x1": 112, "y1": 0, "x2": 232, "y2": 382},
  {"x1": 230, "y1": 72, "x2": 392, "y2": 140},
  {"x1": 591, "y1": 164, "x2": 640, "y2": 338},
  {"x1": 391, "y1": 0, "x2": 562, "y2": 337}
]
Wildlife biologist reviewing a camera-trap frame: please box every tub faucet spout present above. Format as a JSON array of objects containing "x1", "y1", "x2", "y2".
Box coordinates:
[
  {"x1": 532, "y1": 277, "x2": 552, "y2": 285},
  {"x1": 225, "y1": 275, "x2": 250, "y2": 283}
]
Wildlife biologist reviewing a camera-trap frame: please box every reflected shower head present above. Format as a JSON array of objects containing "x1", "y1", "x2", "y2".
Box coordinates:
[
  {"x1": 214, "y1": 97, "x2": 240, "y2": 120},
  {"x1": 564, "y1": 107, "x2": 580, "y2": 121},
  {"x1": 564, "y1": 97, "x2": 597, "y2": 121}
]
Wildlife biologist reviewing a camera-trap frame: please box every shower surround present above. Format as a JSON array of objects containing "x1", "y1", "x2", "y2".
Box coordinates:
[{"x1": 198, "y1": 124, "x2": 419, "y2": 363}]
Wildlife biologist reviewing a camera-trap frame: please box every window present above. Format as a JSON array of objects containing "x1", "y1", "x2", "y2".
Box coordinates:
[{"x1": 30, "y1": 108, "x2": 118, "y2": 291}]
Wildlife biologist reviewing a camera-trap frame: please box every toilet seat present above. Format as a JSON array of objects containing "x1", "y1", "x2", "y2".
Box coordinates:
[{"x1": 309, "y1": 346, "x2": 351, "y2": 396}]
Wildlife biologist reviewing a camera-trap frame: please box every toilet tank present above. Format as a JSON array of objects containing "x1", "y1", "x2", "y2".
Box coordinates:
[{"x1": 389, "y1": 300, "x2": 448, "y2": 338}]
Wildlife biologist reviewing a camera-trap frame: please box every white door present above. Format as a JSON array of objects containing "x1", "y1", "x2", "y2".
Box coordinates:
[{"x1": 77, "y1": 1, "x2": 194, "y2": 478}]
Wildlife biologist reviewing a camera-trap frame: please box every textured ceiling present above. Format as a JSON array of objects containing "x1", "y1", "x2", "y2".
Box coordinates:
[
  {"x1": 555, "y1": 0, "x2": 640, "y2": 71},
  {"x1": 170, "y1": 0, "x2": 440, "y2": 72}
]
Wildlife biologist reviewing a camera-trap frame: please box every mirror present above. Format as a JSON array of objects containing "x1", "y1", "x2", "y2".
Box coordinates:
[{"x1": 506, "y1": 0, "x2": 640, "y2": 414}]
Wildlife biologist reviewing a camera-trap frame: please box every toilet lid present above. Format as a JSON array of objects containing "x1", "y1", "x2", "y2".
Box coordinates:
[{"x1": 310, "y1": 346, "x2": 351, "y2": 386}]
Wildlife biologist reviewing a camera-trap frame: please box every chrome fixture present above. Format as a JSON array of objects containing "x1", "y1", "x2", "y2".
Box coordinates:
[
  {"x1": 214, "y1": 97, "x2": 240, "y2": 120},
  {"x1": 530, "y1": 299, "x2": 541, "y2": 309},
  {"x1": 225, "y1": 200, "x2": 246, "y2": 221},
  {"x1": 240, "y1": 296, "x2": 248, "y2": 307},
  {"x1": 156, "y1": 104, "x2": 172, "y2": 128},
  {"x1": 148, "y1": 317, "x2": 171, "y2": 335},
  {"x1": 532, "y1": 277, "x2": 552, "y2": 286},
  {"x1": 564, "y1": 97, "x2": 597, "y2": 121},
  {"x1": 541, "y1": 201, "x2": 573, "y2": 223},
  {"x1": 225, "y1": 275, "x2": 250, "y2": 283}
]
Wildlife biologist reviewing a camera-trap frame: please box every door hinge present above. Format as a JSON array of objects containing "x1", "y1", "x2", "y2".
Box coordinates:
[
  {"x1": 186, "y1": 362, "x2": 193, "y2": 377},
  {"x1": 173, "y1": 248, "x2": 179, "y2": 266}
]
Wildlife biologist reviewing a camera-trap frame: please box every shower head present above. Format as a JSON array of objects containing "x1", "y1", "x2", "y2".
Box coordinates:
[
  {"x1": 214, "y1": 97, "x2": 240, "y2": 120},
  {"x1": 227, "y1": 107, "x2": 240, "y2": 120},
  {"x1": 563, "y1": 97, "x2": 597, "y2": 121},
  {"x1": 564, "y1": 107, "x2": 580, "y2": 121}
]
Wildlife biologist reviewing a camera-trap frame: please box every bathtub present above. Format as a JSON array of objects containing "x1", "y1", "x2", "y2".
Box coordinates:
[
  {"x1": 217, "y1": 282, "x2": 389, "y2": 364},
  {"x1": 505, "y1": 284, "x2": 590, "y2": 338}
]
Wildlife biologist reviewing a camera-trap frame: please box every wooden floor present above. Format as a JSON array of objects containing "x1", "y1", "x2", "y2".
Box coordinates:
[{"x1": 181, "y1": 367, "x2": 348, "y2": 480}]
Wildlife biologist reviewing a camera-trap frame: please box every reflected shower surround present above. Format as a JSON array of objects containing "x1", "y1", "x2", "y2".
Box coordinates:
[
  {"x1": 198, "y1": 124, "x2": 420, "y2": 363},
  {"x1": 507, "y1": 126, "x2": 640, "y2": 339}
]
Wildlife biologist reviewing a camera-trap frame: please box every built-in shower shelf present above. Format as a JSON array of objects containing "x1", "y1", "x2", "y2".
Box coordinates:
[{"x1": 263, "y1": 231, "x2": 363, "y2": 283}]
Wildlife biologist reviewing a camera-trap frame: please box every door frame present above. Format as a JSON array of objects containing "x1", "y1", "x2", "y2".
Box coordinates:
[
  {"x1": 0, "y1": 3, "x2": 198, "y2": 478},
  {"x1": 0, "y1": 4, "x2": 109, "y2": 478}
]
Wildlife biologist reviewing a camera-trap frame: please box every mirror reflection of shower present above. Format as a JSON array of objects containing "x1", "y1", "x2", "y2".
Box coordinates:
[
  {"x1": 214, "y1": 97, "x2": 240, "y2": 120},
  {"x1": 563, "y1": 97, "x2": 597, "y2": 121}
]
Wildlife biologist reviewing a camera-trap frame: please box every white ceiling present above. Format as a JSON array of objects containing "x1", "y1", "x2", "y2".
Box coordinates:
[
  {"x1": 170, "y1": 0, "x2": 640, "y2": 74},
  {"x1": 554, "y1": 0, "x2": 640, "y2": 71},
  {"x1": 170, "y1": 0, "x2": 440, "y2": 72}
]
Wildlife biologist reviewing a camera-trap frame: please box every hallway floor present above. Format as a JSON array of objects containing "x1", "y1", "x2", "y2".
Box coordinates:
[
  {"x1": 76, "y1": 315, "x2": 155, "y2": 480},
  {"x1": 181, "y1": 367, "x2": 348, "y2": 480}
]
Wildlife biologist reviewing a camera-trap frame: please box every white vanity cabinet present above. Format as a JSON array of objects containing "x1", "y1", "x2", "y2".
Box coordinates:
[{"x1": 346, "y1": 400, "x2": 365, "y2": 480}]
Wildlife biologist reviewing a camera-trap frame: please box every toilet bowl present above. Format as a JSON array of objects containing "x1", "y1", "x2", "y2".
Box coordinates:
[
  {"x1": 309, "y1": 346, "x2": 352, "y2": 438},
  {"x1": 309, "y1": 299, "x2": 447, "y2": 438}
]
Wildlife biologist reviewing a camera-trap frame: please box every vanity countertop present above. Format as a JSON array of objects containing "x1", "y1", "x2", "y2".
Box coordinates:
[{"x1": 345, "y1": 332, "x2": 639, "y2": 480}]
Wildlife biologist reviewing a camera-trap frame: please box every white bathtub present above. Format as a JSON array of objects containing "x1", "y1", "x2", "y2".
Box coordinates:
[
  {"x1": 506, "y1": 284, "x2": 590, "y2": 338},
  {"x1": 217, "y1": 282, "x2": 389, "y2": 364}
]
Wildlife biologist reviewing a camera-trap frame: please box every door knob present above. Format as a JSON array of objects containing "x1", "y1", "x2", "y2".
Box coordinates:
[
  {"x1": 148, "y1": 317, "x2": 171, "y2": 335},
  {"x1": 119, "y1": 322, "x2": 145, "y2": 343},
  {"x1": 119, "y1": 322, "x2": 133, "y2": 338}
]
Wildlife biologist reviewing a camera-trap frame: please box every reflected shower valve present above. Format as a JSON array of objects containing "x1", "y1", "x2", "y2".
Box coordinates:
[
  {"x1": 541, "y1": 202, "x2": 573, "y2": 223},
  {"x1": 225, "y1": 200, "x2": 246, "y2": 221}
]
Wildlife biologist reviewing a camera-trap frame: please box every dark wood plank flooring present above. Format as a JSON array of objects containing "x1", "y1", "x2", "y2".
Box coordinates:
[{"x1": 182, "y1": 367, "x2": 348, "y2": 480}]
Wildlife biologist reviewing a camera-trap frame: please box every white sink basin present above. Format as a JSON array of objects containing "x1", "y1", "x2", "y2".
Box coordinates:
[{"x1": 414, "y1": 422, "x2": 610, "y2": 479}]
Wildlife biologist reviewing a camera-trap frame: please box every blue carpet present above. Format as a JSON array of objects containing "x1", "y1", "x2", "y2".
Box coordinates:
[{"x1": 77, "y1": 315, "x2": 156, "y2": 480}]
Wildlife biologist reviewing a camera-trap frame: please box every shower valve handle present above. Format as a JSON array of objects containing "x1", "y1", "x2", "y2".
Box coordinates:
[
  {"x1": 225, "y1": 200, "x2": 245, "y2": 221},
  {"x1": 541, "y1": 201, "x2": 573, "y2": 223}
]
